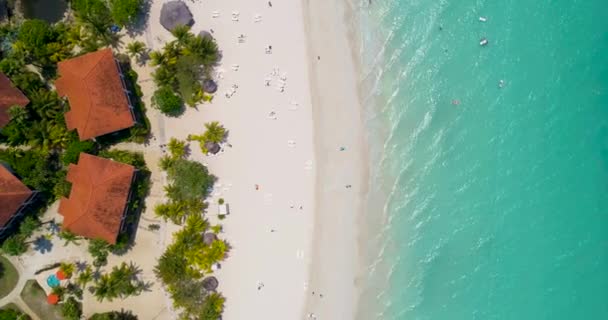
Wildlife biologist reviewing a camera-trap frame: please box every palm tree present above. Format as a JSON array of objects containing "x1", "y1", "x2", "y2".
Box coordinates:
[
  {"x1": 152, "y1": 66, "x2": 175, "y2": 87},
  {"x1": 28, "y1": 89, "x2": 63, "y2": 121},
  {"x1": 203, "y1": 121, "x2": 226, "y2": 143},
  {"x1": 183, "y1": 36, "x2": 218, "y2": 67},
  {"x1": 149, "y1": 50, "x2": 165, "y2": 66},
  {"x1": 59, "y1": 262, "x2": 75, "y2": 278},
  {"x1": 154, "y1": 202, "x2": 187, "y2": 225},
  {"x1": 7, "y1": 105, "x2": 29, "y2": 124},
  {"x1": 19, "y1": 216, "x2": 40, "y2": 238},
  {"x1": 126, "y1": 41, "x2": 146, "y2": 60},
  {"x1": 58, "y1": 230, "x2": 82, "y2": 247},
  {"x1": 93, "y1": 274, "x2": 115, "y2": 302},
  {"x1": 171, "y1": 25, "x2": 193, "y2": 46},
  {"x1": 77, "y1": 266, "x2": 93, "y2": 288}
]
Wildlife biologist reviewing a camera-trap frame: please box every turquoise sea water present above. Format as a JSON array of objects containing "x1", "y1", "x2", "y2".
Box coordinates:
[{"x1": 357, "y1": 0, "x2": 608, "y2": 319}]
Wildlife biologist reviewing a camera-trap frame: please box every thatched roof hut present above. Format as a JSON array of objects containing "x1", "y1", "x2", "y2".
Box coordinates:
[
  {"x1": 199, "y1": 30, "x2": 213, "y2": 40},
  {"x1": 203, "y1": 232, "x2": 217, "y2": 245},
  {"x1": 202, "y1": 276, "x2": 219, "y2": 291},
  {"x1": 202, "y1": 79, "x2": 218, "y2": 93},
  {"x1": 205, "y1": 141, "x2": 221, "y2": 155},
  {"x1": 160, "y1": 1, "x2": 194, "y2": 32}
]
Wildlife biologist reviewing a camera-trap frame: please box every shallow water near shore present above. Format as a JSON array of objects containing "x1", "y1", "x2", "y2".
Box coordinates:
[{"x1": 356, "y1": 0, "x2": 608, "y2": 319}]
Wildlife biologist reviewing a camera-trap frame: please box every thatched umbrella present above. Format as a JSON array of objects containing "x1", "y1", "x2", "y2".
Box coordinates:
[
  {"x1": 205, "y1": 141, "x2": 221, "y2": 154},
  {"x1": 203, "y1": 79, "x2": 218, "y2": 93},
  {"x1": 199, "y1": 30, "x2": 213, "y2": 40},
  {"x1": 202, "y1": 276, "x2": 219, "y2": 291},
  {"x1": 160, "y1": 1, "x2": 194, "y2": 32},
  {"x1": 203, "y1": 232, "x2": 217, "y2": 245}
]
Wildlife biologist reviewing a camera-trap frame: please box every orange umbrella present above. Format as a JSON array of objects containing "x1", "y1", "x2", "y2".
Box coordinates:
[
  {"x1": 56, "y1": 270, "x2": 67, "y2": 280},
  {"x1": 47, "y1": 294, "x2": 59, "y2": 304}
]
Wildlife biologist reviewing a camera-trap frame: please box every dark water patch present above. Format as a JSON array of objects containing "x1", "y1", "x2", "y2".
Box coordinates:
[{"x1": 21, "y1": 0, "x2": 67, "y2": 23}]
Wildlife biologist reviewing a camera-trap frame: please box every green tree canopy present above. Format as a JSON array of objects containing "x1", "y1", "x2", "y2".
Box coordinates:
[
  {"x1": 88, "y1": 238, "x2": 110, "y2": 267},
  {"x1": 198, "y1": 293, "x2": 225, "y2": 320},
  {"x1": 61, "y1": 296, "x2": 82, "y2": 320},
  {"x1": 0, "y1": 308, "x2": 29, "y2": 320},
  {"x1": 88, "y1": 310, "x2": 137, "y2": 320},
  {"x1": 152, "y1": 86, "x2": 184, "y2": 116},
  {"x1": 92, "y1": 262, "x2": 143, "y2": 302},
  {"x1": 19, "y1": 216, "x2": 40, "y2": 238},
  {"x1": 71, "y1": 0, "x2": 115, "y2": 46},
  {"x1": 109, "y1": 0, "x2": 143, "y2": 26},
  {"x1": 62, "y1": 136, "x2": 96, "y2": 165},
  {"x1": 1, "y1": 235, "x2": 28, "y2": 256},
  {"x1": 165, "y1": 159, "x2": 214, "y2": 202},
  {"x1": 16, "y1": 19, "x2": 53, "y2": 59}
]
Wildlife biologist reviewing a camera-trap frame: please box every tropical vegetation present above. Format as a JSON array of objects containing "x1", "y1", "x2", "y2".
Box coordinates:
[
  {"x1": 151, "y1": 86, "x2": 184, "y2": 116},
  {"x1": 150, "y1": 25, "x2": 219, "y2": 108},
  {"x1": 92, "y1": 262, "x2": 145, "y2": 302},
  {"x1": 155, "y1": 215, "x2": 227, "y2": 319},
  {"x1": 0, "y1": 308, "x2": 29, "y2": 320},
  {"x1": 187, "y1": 121, "x2": 227, "y2": 153},
  {"x1": 60, "y1": 296, "x2": 82, "y2": 320},
  {"x1": 88, "y1": 310, "x2": 137, "y2": 320}
]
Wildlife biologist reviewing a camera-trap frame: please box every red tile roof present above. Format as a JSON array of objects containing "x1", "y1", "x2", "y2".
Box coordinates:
[
  {"x1": 0, "y1": 165, "x2": 32, "y2": 228},
  {"x1": 0, "y1": 72, "x2": 30, "y2": 128},
  {"x1": 58, "y1": 153, "x2": 135, "y2": 244},
  {"x1": 55, "y1": 48, "x2": 134, "y2": 141}
]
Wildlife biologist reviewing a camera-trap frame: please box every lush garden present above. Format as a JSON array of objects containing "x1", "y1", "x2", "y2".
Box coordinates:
[
  {"x1": 1, "y1": 1, "x2": 230, "y2": 319},
  {"x1": 0, "y1": 304, "x2": 30, "y2": 320},
  {"x1": 153, "y1": 139, "x2": 227, "y2": 319},
  {"x1": 0, "y1": 0, "x2": 151, "y2": 254},
  {"x1": 150, "y1": 25, "x2": 218, "y2": 115}
]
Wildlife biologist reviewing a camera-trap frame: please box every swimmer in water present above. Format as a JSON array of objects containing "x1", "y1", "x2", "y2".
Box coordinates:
[
  {"x1": 451, "y1": 99, "x2": 461, "y2": 105},
  {"x1": 498, "y1": 80, "x2": 505, "y2": 88}
]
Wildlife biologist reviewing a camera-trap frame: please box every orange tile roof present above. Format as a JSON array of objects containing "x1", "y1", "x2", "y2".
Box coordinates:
[
  {"x1": 0, "y1": 72, "x2": 30, "y2": 128},
  {"x1": 0, "y1": 165, "x2": 32, "y2": 228},
  {"x1": 58, "y1": 153, "x2": 135, "y2": 244},
  {"x1": 55, "y1": 48, "x2": 134, "y2": 140}
]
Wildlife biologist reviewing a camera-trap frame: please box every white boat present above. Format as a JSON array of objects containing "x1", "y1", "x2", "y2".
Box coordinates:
[
  {"x1": 479, "y1": 38, "x2": 488, "y2": 46},
  {"x1": 479, "y1": 16, "x2": 487, "y2": 22}
]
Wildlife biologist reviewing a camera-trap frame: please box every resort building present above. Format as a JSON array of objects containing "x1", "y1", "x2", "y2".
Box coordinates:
[
  {"x1": 58, "y1": 153, "x2": 136, "y2": 244},
  {"x1": 55, "y1": 48, "x2": 135, "y2": 141},
  {"x1": 0, "y1": 164, "x2": 36, "y2": 237},
  {"x1": 0, "y1": 71, "x2": 30, "y2": 128}
]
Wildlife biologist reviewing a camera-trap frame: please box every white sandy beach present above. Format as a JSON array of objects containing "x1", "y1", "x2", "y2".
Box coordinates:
[{"x1": 141, "y1": 0, "x2": 366, "y2": 319}]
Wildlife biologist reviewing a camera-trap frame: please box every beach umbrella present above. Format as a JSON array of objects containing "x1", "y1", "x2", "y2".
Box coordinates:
[
  {"x1": 47, "y1": 294, "x2": 59, "y2": 305},
  {"x1": 205, "y1": 141, "x2": 221, "y2": 154},
  {"x1": 56, "y1": 270, "x2": 68, "y2": 280},
  {"x1": 202, "y1": 276, "x2": 219, "y2": 291},
  {"x1": 203, "y1": 79, "x2": 218, "y2": 93},
  {"x1": 203, "y1": 232, "x2": 217, "y2": 245},
  {"x1": 199, "y1": 30, "x2": 213, "y2": 40},
  {"x1": 160, "y1": 1, "x2": 194, "y2": 32}
]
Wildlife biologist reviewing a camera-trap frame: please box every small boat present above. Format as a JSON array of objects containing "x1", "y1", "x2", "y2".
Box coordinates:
[
  {"x1": 479, "y1": 16, "x2": 487, "y2": 22},
  {"x1": 479, "y1": 38, "x2": 488, "y2": 46}
]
